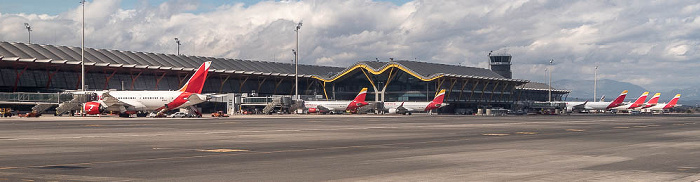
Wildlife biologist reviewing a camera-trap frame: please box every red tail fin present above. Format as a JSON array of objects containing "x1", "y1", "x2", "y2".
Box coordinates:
[
  {"x1": 644, "y1": 93, "x2": 661, "y2": 107},
  {"x1": 432, "y1": 89, "x2": 446, "y2": 104},
  {"x1": 424, "y1": 89, "x2": 446, "y2": 111},
  {"x1": 663, "y1": 94, "x2": 681, "y2": 109},
  {"x1": 606, "y1": 90, "x2": 628, "y2": 109},
  {"x1": 178, "y1": 61, "x2": 211, "y2": 94},
  {"x1": 628, "y1": 92, "x2": 649, "y2": 108},
  {"x1": 353, "y1": 88, "x2": 368, "y2": 102}
]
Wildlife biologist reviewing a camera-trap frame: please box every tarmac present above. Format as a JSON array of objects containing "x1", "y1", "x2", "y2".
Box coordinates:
[{"x1": 1, "y1": 114, "x2": 699, "y2": 181}]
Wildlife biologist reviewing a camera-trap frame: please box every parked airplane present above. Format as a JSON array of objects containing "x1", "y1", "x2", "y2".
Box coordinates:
[
  {"x1": 305, "y1": 88, "x2": 369, "y2": 114},
  {"x1": 384, "y1": 89, "x2": 446, "y2": 115},
  {"x1": 611, "y1": 91, "x2": 649, "y2": 110},
  {"x1": 83, "y1": 61, "x2": 212, "y2": 117},
  {"x1": 564, "y1": 90, "x2": 628, "y2": 112},
  {"x1": 648, "y1": 94, "x2": 681, "y2": 111},
  {"x1": 639, "y1": 93, "x2": 661, "y2": 109}
]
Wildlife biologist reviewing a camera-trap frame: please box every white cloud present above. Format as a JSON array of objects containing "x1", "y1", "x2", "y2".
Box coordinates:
[{"x1": 0, "y1": 0, "x2": 698, "y2": 91}]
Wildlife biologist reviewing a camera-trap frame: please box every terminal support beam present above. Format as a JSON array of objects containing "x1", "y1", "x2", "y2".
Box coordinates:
[
  {"x1": 457, "y1": 79, "x2": 468, "y2": 101},
  {"x1": 13, "y1": 64, "x2": 29, "y2": 92},
  {"x1": 45, "y1": 67, "x2": 60, "y2": 89},
  {"x1": 469, "y1": 80, "x2": 479, "y2": 101},
  {"x1": 489, "y1": 81, "x2": 500, "y2": 102},
  {"x1": 129, "y1": 71, "x2": 142, "y2": 90},
  {"x1": 480, "y1": 81, "x2": 490, "y2": 102},
  {"x1": 499, "y1": 82, "x2": 509, "y2": 102},
  {"x1": 436, "y1": 77, "x2": 446, "y2": 94},
  {"x1": 177, "y1": 72, "x2": 191, "y2": 88},
  {"x1": 360, "y1": 69, "x2": 379, "y2": 102},
  {"x1": 446, "y1": 78, "x2": 457, "y2": 101},
  {"x1": 103, "y1": 69, "x2": 117, "y2": 90},
  {"x1": 75, "y1": 66, "x2": 90, "y2": 90},
  {"x1": 256, "y1": 77, "x2": 267, "y2": 93},
  {"x1": 273, "y1": 77, "x2": 284, "y2": 95},
  {"x1": 380, "y1": 68, "x2": 398, "y2": 101},
  {"x1": 218, "y1": 75, "x2": 231, "y2": 93},
  {"x1": 238, "y1": 76, "x2": 249, "y2": 93},
  {"x1": 154, "y1": 72, "x2": 167, "y2": 90},
  {"x1": 322, "y1": 81, "x2": 329, "y2": 101},
  {"x1": 304, "y1": 77, "x2": 313, "y2": 96}
]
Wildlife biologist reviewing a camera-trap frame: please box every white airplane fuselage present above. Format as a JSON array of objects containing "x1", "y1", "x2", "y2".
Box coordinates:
[
  {"x1": 304, "y1": 101, "x2": 354, "y2": 112},
  {"x1": 95, "y1": 91, "x2": 206, "y2": 112},
  {"x1": 384, "y1": 102, "x2": 431, "y2": 112}
]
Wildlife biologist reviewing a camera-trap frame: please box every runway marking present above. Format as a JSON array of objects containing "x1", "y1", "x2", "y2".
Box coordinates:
[
  {"x1": 613, "y1": 127, "x2": 630, "y2": 129},
  {"x1": 565, "y1": 129, "x2": 585, "y2": 132},
  {"x1": 482, "y1": 133, "x2": 510, "y2": 136},
  {"x1": 515, "y1": 132, "x2": 537, "y2": 135},
  {"x1": 197, "y1": 149, "x2": 249, "y2": 153},
  {"x1": 633, "y1": 126, "x2": 648, "y2": 128},
  {"x1": 677, "y1": 167, "x2": 697, "y2": 171},
  {"x1": 673, "y1": 124, "x2": 685, "y2": 126},
  {"x1": 0, "y1": 137, "x2": 473, "y2": 171}
]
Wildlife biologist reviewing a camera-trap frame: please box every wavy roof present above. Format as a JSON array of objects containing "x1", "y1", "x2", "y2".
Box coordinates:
[{"x1": 0, "y1": 41, "x2": 526, "y2": 83}]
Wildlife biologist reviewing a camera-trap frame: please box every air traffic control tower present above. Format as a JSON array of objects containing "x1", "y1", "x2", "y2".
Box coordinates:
[{"x1": 488, "y1": 51, "x2": 512, "y2": 79}]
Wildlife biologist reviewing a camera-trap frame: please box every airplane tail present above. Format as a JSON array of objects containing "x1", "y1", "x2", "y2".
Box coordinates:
[
  {"x1": 178, "y1": 61, "x2": 212, "y2": 94},
  {"x1": 353, "y1": 88, "x2": 368, "y2": 103},
  {"x1": 432, "y1": 89, "x2": 446, "y2": 104},
  {"x1": 607, "y1": 90, "x2": 628, "y2": 108},
  {"x1": 663, "y1": 94, "x2": 681, "y2": 109},
  {"x1": 599, "y1": 95, "x2": 605, "y2": 102},
  {"x1": 629, "y1": 91, "x2": 649, "y2": 108},
  {"x1": 424, "y1": 89, "x2": 446, "y2": 111},
  {"x1": 645, "y1": 93, "x2": 661, "y2": 107}
]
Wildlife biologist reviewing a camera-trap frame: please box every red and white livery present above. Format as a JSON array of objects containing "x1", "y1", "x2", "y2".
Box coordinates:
[
  {"x1": 84, "y1": 61, "x2": 212, "y2": 117},
  {"x1": 384, "y1": 89, "x2": 446, "y2": 115},
  {"x1": 305, "y1": 88, "x2": 369, "y2": 114}
]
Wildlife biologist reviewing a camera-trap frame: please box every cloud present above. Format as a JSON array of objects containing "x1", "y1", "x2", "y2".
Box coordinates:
[{"x1": 0, "y1": 0, "x2": 698, "y2": 91}]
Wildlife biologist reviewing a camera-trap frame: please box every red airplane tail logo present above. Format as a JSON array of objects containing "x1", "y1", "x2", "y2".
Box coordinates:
[
  {"x1": 425, "y1": 89, "x2": 446, "y2": 111},
  {"x1": 347, "y1": 88, "x2": 369, "y2": 110},
  {"x1": 628, "y1": 92, "x2": 649, "y2": 109},
  {"x1": 644, "y1": 93, "x2": 661, "y2": 108},
  {"x1": 606, "y1": 90, "x2": 628, "y2": 109},
  {"x1": 178, "y1": 61, "x2": 212, "y2": 94},
  {"x1": 663, "y1": 94, "x2": 681, "y2": 109}
]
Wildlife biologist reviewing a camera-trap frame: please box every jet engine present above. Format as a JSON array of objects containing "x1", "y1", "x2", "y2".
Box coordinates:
[
  {"x1": 308, "y1": 108, "x2": 319, "y2": 113},
  {"x1": 83, "y1": 102, "x2": 103, "y2": 115}
]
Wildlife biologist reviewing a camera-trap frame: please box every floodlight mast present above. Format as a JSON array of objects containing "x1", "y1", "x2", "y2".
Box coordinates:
[
  {"x1": 24, "y1": 23, "x2": 32, "y2": 44},
  {"x1": 548, "y1": 59, "x2": 553, "y2": 102},
  {"x1": 294, "y1": 21, "x2": 302, "y2": 100},
  {"x1": 594, "y1": 65, "x2": 598, "y2": 101},
  {"x1": 81, "y1": 0, "x2": 85, "y2": 92},
  {"x1": 174, "y1": 38, "x2": 181, "y2": 55}
]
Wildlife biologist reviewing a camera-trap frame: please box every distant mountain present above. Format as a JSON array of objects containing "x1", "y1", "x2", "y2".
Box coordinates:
[
  {"x1": 552, "y1": 79, "x2": 647, "y2": 102},
  {"x1": 666, "y1": 87, "x2": 700, "y2": 107}
]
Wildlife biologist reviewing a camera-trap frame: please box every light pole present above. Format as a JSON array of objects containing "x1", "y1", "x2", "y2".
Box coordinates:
[
  {"x1": 80, "y1": 0, "x2": 85, "y2": 92},
  {"x1": 594, "y1": 65, "x2": 598, "y2": 101},
  {"x1": 294, "y1": 21, "x2": 302, "y2": 100},
  {"x1": 174, "y1": 38, "x2": 181, "y2": 55},
  {"x1": 548, "y1": 59, "x2": 553, "y2": 102},
  {"x1": 24, "y1": 23, "x2": 32, "y2": 44}
]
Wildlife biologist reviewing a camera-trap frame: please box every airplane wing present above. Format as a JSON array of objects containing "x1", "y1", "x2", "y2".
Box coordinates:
[
  {"x1": 101, "y1": 92, "x2": 146, "y2": 110},
  {"x1": 101, "y1": 92, "x2": 127, "y2": 108},
  {"x1": 317, "y1": 105, "x2": 331, "y2": 112},
  {"x1": 187, "y1": 94, "x2": 209, "y2": 104},
  {"x1": 396, "y1": 102, "x2": 411, "y2": 112}
]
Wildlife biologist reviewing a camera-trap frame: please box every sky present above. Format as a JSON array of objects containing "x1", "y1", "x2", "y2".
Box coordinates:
[{"x1": 0, "y1": 0, "x2": 698, "y2": 92}]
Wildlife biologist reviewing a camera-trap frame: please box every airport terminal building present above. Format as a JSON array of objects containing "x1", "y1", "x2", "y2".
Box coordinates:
[{"x1": 0, "y1": 42, "x2": 568, "y2": 114}]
